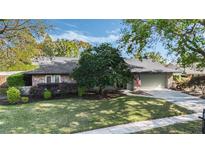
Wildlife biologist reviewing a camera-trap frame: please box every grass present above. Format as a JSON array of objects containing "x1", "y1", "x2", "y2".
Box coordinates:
[
  {"x1": 0, "y1": 96, "x2": 193, "y2": 133},
  {"x1": 137, "y1": 120, "x2": 202, "y2": 134}
]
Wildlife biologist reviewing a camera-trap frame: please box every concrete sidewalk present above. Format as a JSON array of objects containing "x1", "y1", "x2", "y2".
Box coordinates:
[{"x1": 77, "y1": 113, "x2": 201, "y2": 134}]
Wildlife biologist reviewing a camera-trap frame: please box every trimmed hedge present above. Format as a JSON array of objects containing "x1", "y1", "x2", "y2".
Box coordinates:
[
  {"x1": 7, "y1": 73, "x2": 25, "y2": 87},
  {"x1": 43, "y1": 89, "x2": 52, "y2": 99},
  {"x1": 21, "y1": 96, "x2": 29, "y2": 103},
  {"x1": 7, "y1": 87, "x2": 21, "y2": 104},
  {"x1": 30, "y1": 83, "x2": 77, "y2": 98}
]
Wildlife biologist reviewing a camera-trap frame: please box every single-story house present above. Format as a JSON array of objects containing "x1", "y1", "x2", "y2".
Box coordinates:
[{"x1": 24, "y1": 57, "x2": 180, "y2": 90}]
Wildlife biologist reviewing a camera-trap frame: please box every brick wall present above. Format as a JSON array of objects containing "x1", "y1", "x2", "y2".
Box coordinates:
[
  {"x1": 32, "y1": 74, "x2": 76, "y2": 86},
  {"x1": 32, "y1": 75, "x2": 45, "y2": 86}
]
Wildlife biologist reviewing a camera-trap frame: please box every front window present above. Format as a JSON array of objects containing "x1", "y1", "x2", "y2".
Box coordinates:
[
  {"x1": 46, "y1": 75, "x2": 52, "y2": 83},
  {"x1": 54, "y1": 75, "x2": 60, "y2": 83},
  {"x1": 45, "y1": 75, "x2": 61, "y2": 83}
]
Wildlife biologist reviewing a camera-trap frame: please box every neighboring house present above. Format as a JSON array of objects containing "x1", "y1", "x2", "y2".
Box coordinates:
[
  {"x1": 166, "y1": 64, "x2": 205, "y2": 76},
  {"x1": 0, "y1": 71, "x2": 23, "y2": 87},
  {"x1": 24, "y1": 57, "x2": 179, "y2": 90},
  {"x1": 125, "y1": 59, "x2": 180, "y2": 90},
  {"x1": 24, "y1": 57, "x2": 78, "y2": 86}
]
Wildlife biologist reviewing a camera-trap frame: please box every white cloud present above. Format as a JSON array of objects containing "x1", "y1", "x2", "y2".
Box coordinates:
[
  {"x1": 51, "y1": 30, "x2": 119, "y2": 44},
  {"x1": 106, "y1": 28, "x2": 121, "y2": 35},
  {"x1": 64, "y1": 23, "x2": 78, "y2": 28}
]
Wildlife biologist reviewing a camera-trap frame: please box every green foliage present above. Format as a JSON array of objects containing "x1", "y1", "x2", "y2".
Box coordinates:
[
  {"x1": 21, "y1": 97, "x2": 29, "y2": 103},
  {"x1": 7, "y1": 73, "x2": 25, "y2": 87},
  {"x1": 7, "y1": 87, "x2": 21, "y2": 103},
  {"x1": 0, "y1": 64, "x2": 38, "y2": 71},
  {"x1": 73, "y1": 43, "x2": 132, "y2": 93},
  {"x1": 135, "y1": 51, "x2": 167, "y2": 64},
  {"x1": 41, "y1": 36, "x2": 91, "y2": 57},
  {"x1": 173, "y1": 75, "x2": 182, "y2": 83},
  {"x1": 43, "y1": 89, "x2": 52, "y2": 99},
  {"x1": 0, "y1": 88, "x2": 7, "y2": 95},
  {"x1": 78, "y1": 86, "x2": 86, "y2": 97},
  {"x1": 121, "y1": 19, "x2": 205, "y2": 68},
  {"x1": 0, "y1": 20, "x2": 48, "y2": 71}
]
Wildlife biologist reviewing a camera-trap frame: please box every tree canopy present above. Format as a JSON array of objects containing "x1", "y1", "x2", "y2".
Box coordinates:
[
  {"x1": 121, "y1": 19, "x2": 205, "y2": 67},
  {"x1": 135, "y1": 51, "x2": 167, "y2": 64},
  {"x1": 41, "y1": 35, "x2": 91, "y2": 57},
  {"x1": 72, "y1": 43, "x2": 131, "y2": 94},
  {"x1": 0, "y1": 20, "x2": 48, "y2": 71}
]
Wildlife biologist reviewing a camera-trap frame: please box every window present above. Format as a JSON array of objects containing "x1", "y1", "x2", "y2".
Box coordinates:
[
  {"x1": 45, "y1": 75, "x2": 61, "y2": 83},
  {"x1": 46, "y1": 75, "x2": 52, "y2": 83},
  {"x1": 54, "y1": 75, "x2": 60, "y2": 83}
]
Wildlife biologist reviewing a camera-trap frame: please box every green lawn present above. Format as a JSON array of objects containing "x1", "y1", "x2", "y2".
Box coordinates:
[
  {"x1": 0, "y1": 96, "x2": 193, "y2": 133},
  {"x1": 137, "y1": 120, "x2": 202, "y2": 134}
]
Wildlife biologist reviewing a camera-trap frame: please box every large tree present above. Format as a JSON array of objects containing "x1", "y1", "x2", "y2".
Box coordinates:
[
  {"x1": 72, "y1": 43, "x2": 131, "y2": 94},
  {"x1": 0, "y1": 19, "x2": 48, "y2": 70},
  {"x1": 121, "y1": 19, "x2": 205, "y2": 67}
]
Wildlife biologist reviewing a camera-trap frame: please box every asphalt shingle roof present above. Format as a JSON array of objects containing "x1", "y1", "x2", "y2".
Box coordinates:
[
  {"x1": 166, "y1": 63, "x2": 205, "y2": 75},
  {"x1": 125, "y1": 59, "x2": 181, "y2": 73},
  {"x1": 24, "y1": 57, "x2": 180, "y2": 75},
  {"x1": 25, "y1": 57, "x2": 78, "y2": 75}
]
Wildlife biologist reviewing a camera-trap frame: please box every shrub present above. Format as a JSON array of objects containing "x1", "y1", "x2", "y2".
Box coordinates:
[
  {"x1": 21, "y1": 96, "x2": 29, "y2": 103},
  {"x1": 0, "y1": 88, "x2": 8, "y2": 95},
  {"x1": 29, "y1": 86, "x2": 44, "y2": 98},
  {"x1": 7, "y1": 73, "x2": 25, "y2": 87},
  {"x1": 78, "y1": 86, "x2": 86, "y2": 97},
  {"x1": 7, "y1": 87, "x2": 21, "y2": 104},
  {"x1": 29, "y1": 83, "x2": 77, "y2": 98},
  {"x1": 43, "y1": 89, "x2": 52, "y2": 99}
]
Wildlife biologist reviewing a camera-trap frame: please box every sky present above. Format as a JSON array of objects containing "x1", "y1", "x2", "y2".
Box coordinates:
[{"x1": 46, "y1": 19, "x2": 172, "y2": 60}]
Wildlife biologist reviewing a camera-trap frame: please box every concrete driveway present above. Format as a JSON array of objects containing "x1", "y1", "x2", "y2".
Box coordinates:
[{"x1": 145, "y1": 89, "x2": 205, "y2": 113}]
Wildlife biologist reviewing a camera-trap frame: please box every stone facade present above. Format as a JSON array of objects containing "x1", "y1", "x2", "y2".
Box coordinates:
[
  {"x1": 32, "y1": 74, "x2": 75, "y2": 86},
  {"x1": 32, "y1": 75, "x2": 45, "y2": 86}
]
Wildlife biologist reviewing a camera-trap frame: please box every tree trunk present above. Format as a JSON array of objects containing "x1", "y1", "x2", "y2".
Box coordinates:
[{"x1": 98, "y1": 86, "x2": 104, "y2": 95}]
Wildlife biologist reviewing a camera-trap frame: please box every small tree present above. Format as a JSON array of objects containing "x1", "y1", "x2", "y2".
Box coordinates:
[{"x1": 73, "y1": 43, "x2": 131, "y2": 94}]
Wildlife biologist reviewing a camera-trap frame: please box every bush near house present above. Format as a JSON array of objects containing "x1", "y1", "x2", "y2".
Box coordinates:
[
  {"x1": 7, "y1": 73, "x2": 25, "y2": 87},
  {"x1": 78, "y1": 86, "x2": 86, "y2": 97},
  {"x1": 188, "y1": 76, "x2": 205, "y2": 95},
  {"x1": 0, "y1": 88, "x2": 8, "y2": 95},
  {"x1": 21, "y1": 96, "x2": 29, "y2": 103},
  {"x1": 7, "y1": 87, "x2": 21, "y2": 104},
  {"x1": 43, "y1": 89, "x2": 52, "y2": 99},
  {"x1": 29, "y1": 83, "x2": 77, "y2": 98}
]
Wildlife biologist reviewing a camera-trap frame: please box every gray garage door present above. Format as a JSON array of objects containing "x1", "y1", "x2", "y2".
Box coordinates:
[{"x1": 140, "y1": 73, "x2": 166, "y2": 89}]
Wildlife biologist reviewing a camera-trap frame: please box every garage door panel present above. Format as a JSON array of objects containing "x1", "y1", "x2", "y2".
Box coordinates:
[{"x1": 140, "y1": 74, "x2": 166, "y2": 89}]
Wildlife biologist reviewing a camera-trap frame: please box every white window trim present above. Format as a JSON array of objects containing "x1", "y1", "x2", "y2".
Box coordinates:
[
  {"x1": 54, "y1": 75, "x2": 61, "y2": 83},
  {"x1": 45, "y1": 75, "x2": 61, "y2": 83}
]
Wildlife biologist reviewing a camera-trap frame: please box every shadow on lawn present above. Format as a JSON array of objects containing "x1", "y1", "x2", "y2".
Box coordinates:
[{"x1": 0, "y1": 96, "x2": 193, "y2": 134}]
